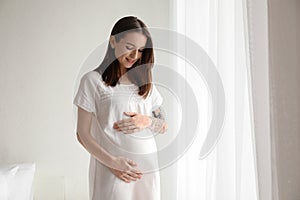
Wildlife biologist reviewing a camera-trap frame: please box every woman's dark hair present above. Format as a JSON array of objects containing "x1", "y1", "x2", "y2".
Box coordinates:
[{"x1": 93, "y1": 16, "x2": 154, "y2": 99}]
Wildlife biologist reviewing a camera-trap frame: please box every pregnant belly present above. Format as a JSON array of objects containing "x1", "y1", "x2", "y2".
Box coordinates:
[
  {"x1": 104, "y1": 128, "x2": 158, "y2": 154},
  {"x1": 102, "y1": 127, "x2": 159, "y2": 173}
]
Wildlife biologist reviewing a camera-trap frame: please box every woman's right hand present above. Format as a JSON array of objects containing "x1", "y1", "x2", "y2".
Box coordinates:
[
  {"x1": 108, "y1": 156, "x2": 143, "y2": 183},
  {"x1": 76, "y1": 108, "x2": 143, "y2": 183}
]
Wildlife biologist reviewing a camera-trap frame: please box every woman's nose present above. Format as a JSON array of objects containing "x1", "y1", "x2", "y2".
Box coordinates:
[{"x1": 130, "y1": 49, "x2": 139, "y2": 59}]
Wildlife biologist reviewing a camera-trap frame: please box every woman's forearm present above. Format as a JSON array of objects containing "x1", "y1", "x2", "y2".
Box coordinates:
[
  {"x1": 148, "y1": 117, "x2": 168, "y2": 133},
  {"x1": 113, "y1": 108, "x2": 168, "y2": 134},
  {"x1": 77, "y1": 131, "x2": 115, "y2": 167},
  {"x1": 148, "y1": 107, "x2": 168, "y2": 133}
]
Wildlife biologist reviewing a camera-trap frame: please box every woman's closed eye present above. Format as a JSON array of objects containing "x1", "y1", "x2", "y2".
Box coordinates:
[{"x1": 126, "y1": 46, "x2": 144, "y2": 53}]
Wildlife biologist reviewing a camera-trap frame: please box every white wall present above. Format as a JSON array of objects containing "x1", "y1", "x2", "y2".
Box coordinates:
[
  {"x1": 268, "y1": 0, "x2": 300, "y2": 199},
  {"x1": 0, "y1": 0, "x2": 170, "y2": 199}
]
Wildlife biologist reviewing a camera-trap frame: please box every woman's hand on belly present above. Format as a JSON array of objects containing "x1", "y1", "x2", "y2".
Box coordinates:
[
  {"x1": 113, "y1": 112, "x2": 152, "y2": 134},
  {"x1": 108, "y1": 156, "x2": 143, "y2": 183}
]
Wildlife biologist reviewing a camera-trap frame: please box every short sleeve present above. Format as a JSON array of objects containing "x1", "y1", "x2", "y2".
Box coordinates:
[
  {"x1": 150, "y1": 84, "x2": 163, "y2": 109},
  {"x1": 73, "y1": 72, "x2": 98, "y2": 113}
]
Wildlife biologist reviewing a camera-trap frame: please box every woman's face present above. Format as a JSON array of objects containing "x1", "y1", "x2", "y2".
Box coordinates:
[{"x1": 110, "y1": 32, "x2": 147, "y2": 69}]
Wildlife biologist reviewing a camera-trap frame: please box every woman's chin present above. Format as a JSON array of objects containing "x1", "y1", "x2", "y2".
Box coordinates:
[{"x1": 124, "y1": 64, "x2": 134, "y2": 68}]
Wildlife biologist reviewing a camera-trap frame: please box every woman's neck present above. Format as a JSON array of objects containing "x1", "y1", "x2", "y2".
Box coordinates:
[
  {"x1": 119, "y1": 66, "x2": 131, "y2": 83},
  {"x1": 119, "y1": 65, "x2": 127, "y2": 76}
]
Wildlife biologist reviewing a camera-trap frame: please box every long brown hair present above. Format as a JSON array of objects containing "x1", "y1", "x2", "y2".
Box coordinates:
[{"x1": 93, "y1": 16, "x2": 154, "y2": 99}]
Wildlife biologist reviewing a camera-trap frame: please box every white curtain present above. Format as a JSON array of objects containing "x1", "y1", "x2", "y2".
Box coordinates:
[{"x1": 169, "y1": 0, "x2": 258, "y2": 199}]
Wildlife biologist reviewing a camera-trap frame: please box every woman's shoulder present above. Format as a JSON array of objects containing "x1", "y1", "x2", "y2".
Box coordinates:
[
  {"x1": 148, "y1": 83, "x2": 163, "y2": 105},
  {"x1": 149, "y1": 83, "x2": 159, "y2": 95},
  {"x1": 80, "y1": 70, "x2": 105, "y2": 87},
  {"x1": 82, "y1": 70, "x2": 100, "y2": 81}
]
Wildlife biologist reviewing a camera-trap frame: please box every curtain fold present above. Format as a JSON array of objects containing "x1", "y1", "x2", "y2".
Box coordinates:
[{"x1": 170, "y1": 0, "x2": 258, "y2": 199}]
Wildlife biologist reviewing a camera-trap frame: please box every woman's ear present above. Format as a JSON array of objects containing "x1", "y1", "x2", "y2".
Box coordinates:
[{"x1": 110, "y1": 36, "x2": 116, "y2": 49}]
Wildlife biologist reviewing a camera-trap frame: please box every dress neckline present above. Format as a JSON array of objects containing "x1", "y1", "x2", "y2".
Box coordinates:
[
  {"x1": 117, "y1": 81, "x2": 135, "y2": 86},
  {"x1": 118, "y1": 83, "x2": 135, "y2": 86}
]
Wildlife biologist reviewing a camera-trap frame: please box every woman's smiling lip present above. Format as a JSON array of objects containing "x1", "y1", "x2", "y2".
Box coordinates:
[{"x1": 126, "y1": 58, "x2": 136, "y2": 63}]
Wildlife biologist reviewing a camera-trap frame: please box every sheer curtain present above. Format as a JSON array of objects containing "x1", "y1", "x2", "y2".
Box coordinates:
[{"x1": 169, "y1": 0, "x2": 258, "y2": 199}]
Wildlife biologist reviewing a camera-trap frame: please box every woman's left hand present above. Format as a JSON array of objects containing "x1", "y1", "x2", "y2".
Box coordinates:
[{"x1": 113, "y1": 112, "x2": 152, "y2": 134}]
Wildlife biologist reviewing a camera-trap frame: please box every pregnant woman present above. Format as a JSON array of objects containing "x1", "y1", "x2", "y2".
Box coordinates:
[{"x1": 73, "y1": 16, "x2": 168, "y2": 200}]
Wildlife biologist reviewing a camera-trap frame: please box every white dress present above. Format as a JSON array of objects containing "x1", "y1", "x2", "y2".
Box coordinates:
[{"x1": 73, "y1": 71, "x2": 163, "y2": 200}]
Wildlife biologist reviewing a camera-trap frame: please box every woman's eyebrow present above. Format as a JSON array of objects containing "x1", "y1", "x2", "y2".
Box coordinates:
[{"x1": 126, "y1": 42, "x2": 145, "y2": 48}]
